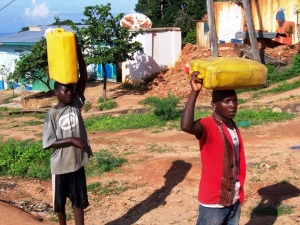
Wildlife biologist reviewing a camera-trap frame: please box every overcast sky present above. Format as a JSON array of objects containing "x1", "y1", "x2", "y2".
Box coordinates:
[{"x1": 0, "y1": 0, "x2": 138, "y2": 33}]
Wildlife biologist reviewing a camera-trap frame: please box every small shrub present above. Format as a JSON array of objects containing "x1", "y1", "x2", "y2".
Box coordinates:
[
  {"x1": 252, "y1": 204, "x2": 293, "y2": 216},
  {"x1": 183, "y1": 29, "x2": 196, "y2": 45},
  {"x1": 143, "y1": 93, "x2": 182, "y2": 121},
  {"x1": 85, "y1": 149, "x2": 127, "y2": 176},
  {"x1": 82, "y1": 101, "x2": 92, "y2": 112},
  {"x1": 97, "y1": 96, "x2": 105, "y2": 103},
  {"x1": 23, "y1": 120, "x2": 44, "y2": 126},
  {"x1": 97, "y1": 99, "x2": 118, "y2": 111},
  {"x1": 0, "y1": 139, "x2": 51, "y2": 180},
  {"x1": 87, "y1": 180, "x2": 130, "y2": 195}
]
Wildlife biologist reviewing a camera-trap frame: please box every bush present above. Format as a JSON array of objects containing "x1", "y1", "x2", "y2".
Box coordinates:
[
  {"x1": 183, "y1": 30, "x2": 196, "y2": 45},
  {"x1": 97, "y1": 99, "x2": 118, "y2": 111},
  {"x1": 0, "y1": 139, "x2": 51, "y2": 180},
  {"x1": 143, "y1": 94, "x2": 182, "y2": 121},
  {"x1": 85, "y1": 149, "x2": 127, "y2": 176},
  {"x1": 82, "y1": 101, "x2": 92, "y2": 112}
]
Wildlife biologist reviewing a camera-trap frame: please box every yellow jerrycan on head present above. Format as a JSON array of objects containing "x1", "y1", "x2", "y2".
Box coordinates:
[
  {"x1": 188, "y1": 57, "x2": 267, "y2": 90},
  {"x1": 46, "y1": 28, "x2": 78, "y2": 84}
]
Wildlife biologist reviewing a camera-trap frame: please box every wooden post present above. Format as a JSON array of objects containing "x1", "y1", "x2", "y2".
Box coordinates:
[
  {"x1": 242, "y1": 0, "x2": 261, "y2": 63},
  {"x1": 206, "y1": 0, "x2": 218, "y2": 57}
]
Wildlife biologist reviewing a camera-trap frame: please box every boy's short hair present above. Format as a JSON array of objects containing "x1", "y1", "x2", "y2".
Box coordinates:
[
  {"x1": 54, "y1": 81, "x2": 63, "y2": 90},
  {"x1": 54, "y1": 81, "x2": 74, "y2": 90},
  {"x1": 212, "y1": 90, "x2": 236, "y2": 103}
]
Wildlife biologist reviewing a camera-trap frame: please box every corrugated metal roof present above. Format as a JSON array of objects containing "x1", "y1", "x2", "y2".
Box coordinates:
[{"x1": 0, "y1": 25, "x2": 86, "y2": 45}]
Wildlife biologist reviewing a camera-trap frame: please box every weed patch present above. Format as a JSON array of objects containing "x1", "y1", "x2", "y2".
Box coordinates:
[
  {"x1": 0, "y1": 139, "x2": 51, "y2": 180},
  {"x1": 87, "y1": 180, "x2": 135, "y2": 195},
  {"x1": 85, "y1": 149, "x2": 127, "y2": 177},
  {"x1": 251, "y1": 204, "x2": 293, "y2": 216}
]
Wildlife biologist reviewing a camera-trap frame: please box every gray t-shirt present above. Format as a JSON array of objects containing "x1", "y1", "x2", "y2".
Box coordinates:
[{"x1": 43, "y1": 93, "x2": 93, "y2": 174}]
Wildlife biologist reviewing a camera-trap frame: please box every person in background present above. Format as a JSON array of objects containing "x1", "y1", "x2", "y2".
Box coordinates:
[
  {"x1": 274, "y1": 7, "x2": 295, "y2": 45},
  {"x1": 181, "y1": 71, "x2": 246, "y2": 225},
  {"x1": 43, "y1": 37, "x2": 93, "y2": 225}
]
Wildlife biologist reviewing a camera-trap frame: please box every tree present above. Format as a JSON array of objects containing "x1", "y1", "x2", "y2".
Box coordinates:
[
  {"x1": 68, "y1": 4, "x2": 144, "y2": 101},
  {"x1": 8, "y1": 37, "x2": 51, "y2": 90},
  {"x1": 135, "y1": 0, "x2": 206, "y2": 42}
]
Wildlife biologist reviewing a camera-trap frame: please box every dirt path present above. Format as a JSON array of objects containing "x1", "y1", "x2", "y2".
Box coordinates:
[{"x1": 1, "y1": 103, "x2": 300, "y2": 224}]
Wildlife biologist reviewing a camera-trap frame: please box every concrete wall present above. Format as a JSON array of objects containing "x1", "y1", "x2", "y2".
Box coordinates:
[
  {"x1": 121, "y1": 27, "x2": 182, "y2": 85},
  {"x1": 0, "y1": 45, "x2": 27, "y2": 90}
]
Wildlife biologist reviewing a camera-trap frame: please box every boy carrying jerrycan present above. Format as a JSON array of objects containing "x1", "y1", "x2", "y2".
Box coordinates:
[
  {"x1": 181, "y1": 57, "x2": 267, "y2": 225},
  {"x1": 43, "y1": 28, "x2": 93, "y2": 225}
]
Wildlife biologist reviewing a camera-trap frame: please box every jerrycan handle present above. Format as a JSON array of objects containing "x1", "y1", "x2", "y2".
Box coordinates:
[
  {"x1": 55, "y1": 28, "x2": 65, "y2": 33},
  {"x1": 189, "y1": 71, "x2": 204, "y2": 80}
]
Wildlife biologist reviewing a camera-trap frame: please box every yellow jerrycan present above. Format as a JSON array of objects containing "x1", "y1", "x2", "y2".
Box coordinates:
[
  {"x1": 46, "y1": 28, "x2": 78, "y2": 84},
  {"x1": 188, "y1": 57, "x2": 267, "y2": 90}
]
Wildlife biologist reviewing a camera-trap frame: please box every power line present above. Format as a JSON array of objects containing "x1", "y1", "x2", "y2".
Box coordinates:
[{"x1": 0, "y1": 0, "x2": 16, "y2": 12}]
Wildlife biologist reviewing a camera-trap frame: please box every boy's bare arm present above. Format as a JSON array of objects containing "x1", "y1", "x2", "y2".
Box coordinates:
[
  {"x1": 48, "y1": 137, "x2": 86, "y2": 151},
  {"x1": 75, "y1": 36, "x2": 87, "y2": 99},
  {"x1": 181, "y1": 72, "x2": 204, "y2": 136}
]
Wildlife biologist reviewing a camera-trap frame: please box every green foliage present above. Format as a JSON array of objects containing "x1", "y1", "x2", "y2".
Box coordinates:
[
  {"x1": 8, "y1": 37, "x2": 52, "y2": 90},
  {"x1": 268, "y1": 53, "x2": 300, "y2": 83},
  {"x1": 146, "y1": 143, "x2": 175, "y2": 153},
  {"x1": 97, "y1": 96, "x2": 105, "y2": 103},
  {"x1": 69, "y1": 4, "x2": 144, "y2": 66},
  {"x1": 97, "y1": 99, "x2": 118, "y2": 111},
  {"x1": 23, "y1": 120, "x2": 44, "y2": 126},
  {"x1": 87, "y1": 180, "x2": 131, "y2": 195},
  {"x1": 68, "y1": 3, "x2": 144, "y2": 100},
  {"x1": 256, "y1": 80, "x2": 300, "y2": 96},
  {"x1": 135, "y1": 0, "x2": 206, "y2": 39},
  {"x1": 84, "y1": 113, "x2": 166, "y2": 132},
  {"x1": 252, "y1": 204, "x2": 293, "y2": 216},
  {"x1": 142, "y1": 94, "x2": 182, "y2": 121},
  {"x1": 85, "y1": 149, "x2": 127, "y2": 177},
  {"x1": 183, "y1": 30, "x2": 197, "y2": 45},
  {"x1": 20, "y1": 27, "x2": 29, "y2": 32},
  {"x1": 234, "y1": 108, "x2": 296, "y2": 125},
  {"x1": 0, "y1": 107, "x2": 8, "y2": 112},
  {"x1": 82, "y1": 101, "x2": 92, "y2": 112},
  {"x1": 0, "y1": 139, "x2": 51, "y2": 180}
]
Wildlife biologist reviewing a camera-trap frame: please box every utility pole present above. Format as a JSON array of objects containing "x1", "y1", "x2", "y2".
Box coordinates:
[
  {"x1": 206, "y1": 0, "x2": 218, "y2": 57},
  {"x1": 242, "y1": 0, "x2": 261, "y2": 63}
]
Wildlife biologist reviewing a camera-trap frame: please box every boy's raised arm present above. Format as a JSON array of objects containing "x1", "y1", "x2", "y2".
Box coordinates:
[
  {"x1": 181, "y1": 72, "x2": 204, "y2": 137},
  {"x1": 75, "y1": 37, "x2": 87, "y2": 98}
]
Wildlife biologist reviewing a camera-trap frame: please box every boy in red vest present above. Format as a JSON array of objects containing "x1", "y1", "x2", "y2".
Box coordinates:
[{"x1": 181, "y1": 71, "x2": 246, "y2": 225}]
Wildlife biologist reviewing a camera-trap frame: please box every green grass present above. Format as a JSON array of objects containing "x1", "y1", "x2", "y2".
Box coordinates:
[
  {"x1": 254, "y1": 80, "x2": 300, "y2": 97},
  {"x1": 23, "y1": 120, "x2": 44, "y2": 126},
  {"x1": 85, "y1": 108, "x2": 295, "y2": 132},
  {"x1": 87, "y1": 180, "x2": 134, "y2": 195},
  {"x1": 97, "y1": 99, "x2": 118, "y2": 111},
  {"x1": 0, "y1": 139, "x2": 51, "y2": 180},
  {"x1": 85, "y1": 149, "x2": 127, "y2": 177},
  {"x1": 234, "y1": 108, "x2": 296, "y2": 125},
  {"x1": 146, "y1": 143, "x2": 175, "y2": 153},
  {"x1": 251, "y1": 204, "x2": 294, "y2": 216},
  {"x1": 85, "y1": 113, "x2": 166, "y2": 132}
]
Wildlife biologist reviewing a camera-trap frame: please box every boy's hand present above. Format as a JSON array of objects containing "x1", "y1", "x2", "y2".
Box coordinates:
[
  {"x1": 190, "y1": 71, "x2": 203, "y2": 92},
  {"x1": 72, "y1": 137, "x2": 86, "y2": 151}
]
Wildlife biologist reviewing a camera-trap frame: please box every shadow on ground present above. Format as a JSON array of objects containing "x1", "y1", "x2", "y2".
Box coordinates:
[{"x1": 105, "y1": 160, "x2": 192, "y2": 225}]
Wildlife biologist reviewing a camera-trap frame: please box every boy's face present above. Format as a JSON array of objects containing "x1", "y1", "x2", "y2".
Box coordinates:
[
  {"x1": 54, "y1": 84, "x2": 74, "y2": 105},
  {"x1": 212, "y1": 94, "x2": 238, "y2": 120}
]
